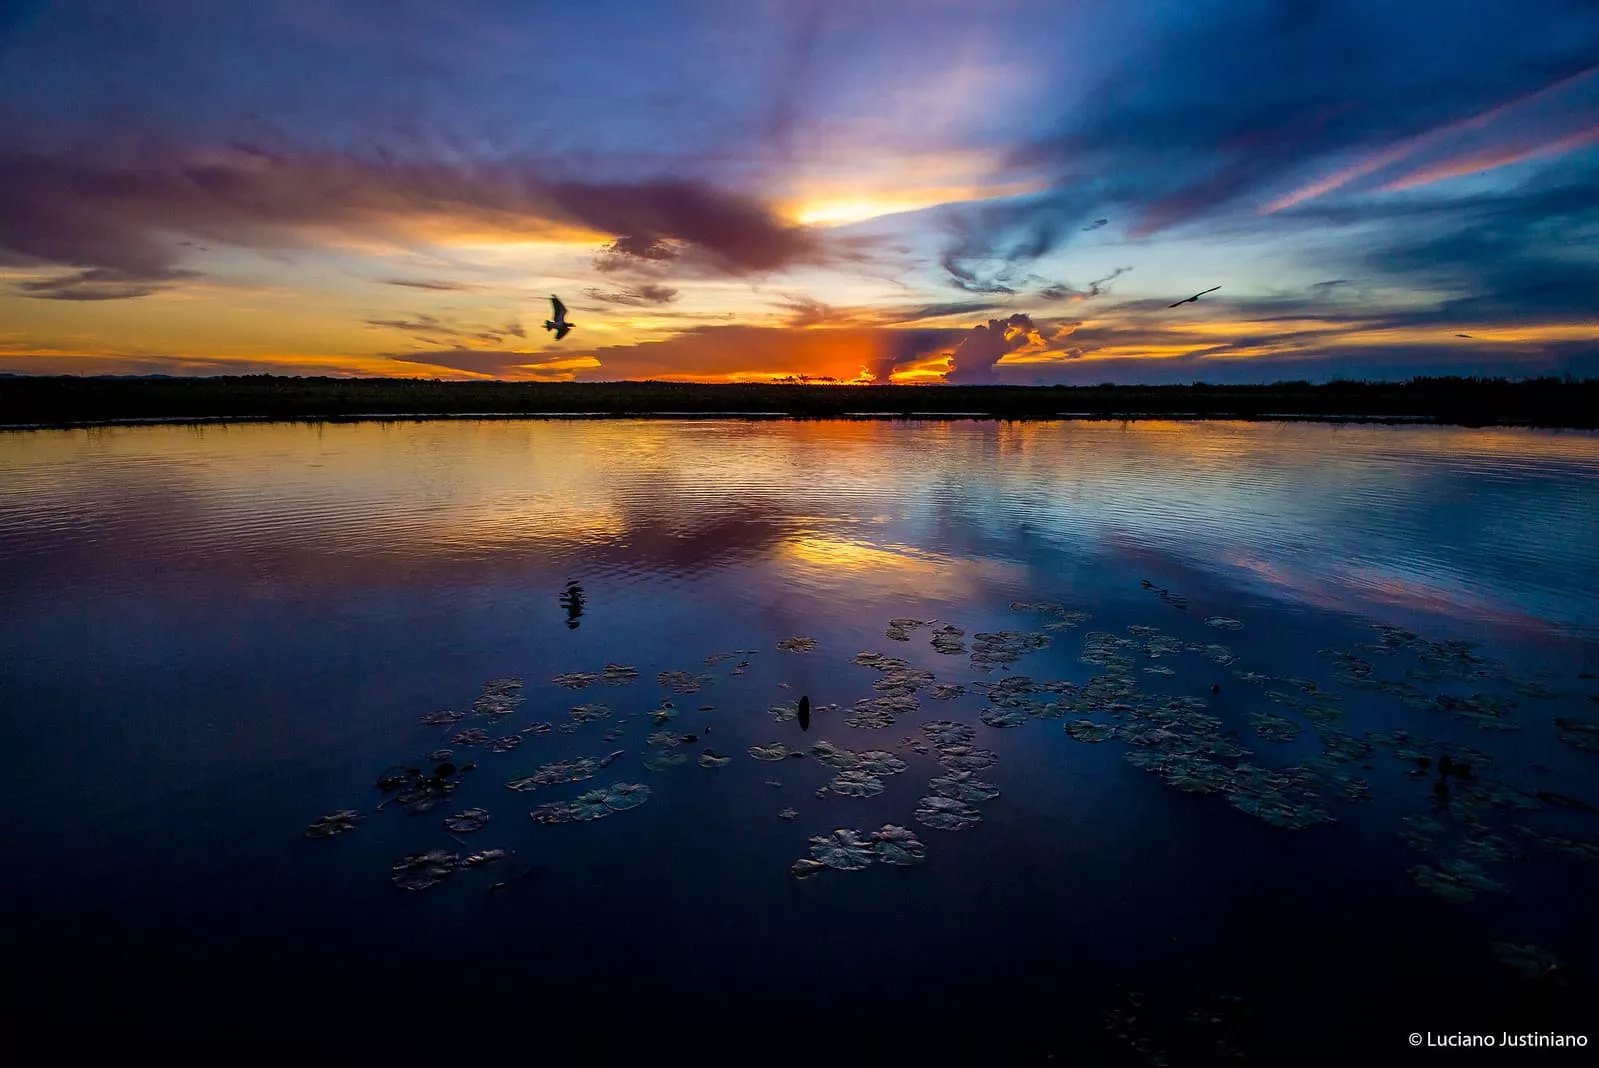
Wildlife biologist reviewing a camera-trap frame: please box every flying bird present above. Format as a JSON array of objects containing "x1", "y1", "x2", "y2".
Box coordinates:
[
  {"x1": 1456, "y1": 333, "x2": 1475, "y2": 339},
  {"x1": 1167, "y1": 285, "x2": 1221, "y2": 309},
  {"x1": 544, "y1": 295, "x2": 574, "y2": 340}
]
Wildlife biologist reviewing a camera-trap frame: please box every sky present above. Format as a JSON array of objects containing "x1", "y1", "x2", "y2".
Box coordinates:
[{"x1": 2, "y1": 0, "x2": 1598, "y2": 385}]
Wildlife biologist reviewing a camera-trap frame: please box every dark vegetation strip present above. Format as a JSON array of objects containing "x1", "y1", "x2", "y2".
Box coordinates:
[{"x1": 2, "y1": 374, "x2": 1596, "y2": 429}]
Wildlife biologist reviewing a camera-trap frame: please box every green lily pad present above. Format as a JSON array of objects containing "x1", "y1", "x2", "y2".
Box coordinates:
[
  {"x1": 854, "y1": 750, "x2": 908, "y2": 776},
  {"x1": 915, "y1": 795, "x2": 982, "y2": 831},
  {"x1": 777, "y1": 637, "x2": 818, "y2": 653},
  {"x1": 474, "y1": 678, "x2": 524, "y2": 716},
  {"x1": 641, "y1": 751, "x2": 688, "y2": 772},
  {"x1": 453, "y1": 728, "x2": 490, "y2": 745},
  {"x1": 570, "y1": 703, "x2": 613, "y2": 723},
  {"x1": 935, "y1": 744, "x2": 999, "y2": 771},
  {"x1": 392, "y1": 850, "x2": 457, "y2": 891},
  {"x1": 656, "y1": 670, "x2": 711, "y2": 694},
  {"x1": 845, "y1": 696, "x2": 916, "y2": 729},
  {"x1": 698, "y1": 750, "x2": 732, "y2": 768},
  {"x1": 808, "y1": 740, "x2": 859, "y2": 769},
  {"x1": 852, "y1": 651, "x2": 907, "y2": 670},
  {"x1": 444, "y1": 807, "x2": 490, "y2": 833},
  {"x1": 871, "y1": 824, "x2": 928, "y2": 866},
  {"x1": 603, "y1": 782, "x2": 650, "y2": 810},
  {"x1": 970, "y1": 630, "x2": 1052, "y2": 672},
  {"x1": 505, "y1": 758, "x2": 597, "y2": 791},
  {"x1": 748, "y1": 743, "x2": 791, "y2": 761},
  {"x1": 486, "y1": 734, "x2": 522, "y2": 753},
  {"x1": 304, "y1": 810, "x2": 360, "y2": 839},
  {"x1": 1065, "y1": 719, "x2": 1116, "y2": 743},
  {"x1": 1490, "y1": 942, "x2": 1562, "y2": 980},
  {"x1": 829, "y1": 770, "x2": 886, "y2": 797},
  {"x1": 1249, "y1": 711, "x2": 1302, "y2": 743},
  {"x1": 553, "y1": 672, "x2": 599, "y2": 689},
  {"x1": 601, "y1": 663, "x2": 639, "y2": 684},
  {"x1": 979, "y1": 707, "x2": 1028, "y2": 728},
  {"x1": 928, "y1": 683, "x2": 967, "y2": 700},
  {"x1": 420, "y1": 710, "x2": 465, "y2": 726},
  {"x1": 808, "y1": 829, "x2": 876, "y2": 870},
  {"x1": 529, "y1": 800, "x2": 582, "y2": 824},
  {"x1": 931, "y1": 625, "x2": 967, "y2": 654},
  {"x1": 928, "y1": 771, "x2": 1000, "y2": 802},
  {"x1": 1409, "y1": 859, "x2": 1508, "y2": 902},
  {"x1": 647, "y1": 703, "x2": 678, "y2": 725},
  {"x1": 922, "y1": 720, "x2": 974, "y2": 746},
  {"x1": 790, "y1": 858, "x2": 826, "y2": 880},
  {"x1": 886, "y1": 618, "x2": 934, "y2": 641}
]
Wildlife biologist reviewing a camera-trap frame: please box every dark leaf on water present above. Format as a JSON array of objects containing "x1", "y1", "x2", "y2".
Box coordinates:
[
  {"x1": 304, "y1": 810, "x2": 360, "y2": 839},
  {"x1": 392, "y1": 850, "x2": 457, "y2": 891},
  {"x1": 443, "y1": 807, "x2": 489, "y2": 833}
]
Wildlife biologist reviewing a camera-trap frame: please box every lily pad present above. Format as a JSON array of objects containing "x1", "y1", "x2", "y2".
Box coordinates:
[
  {"x1": 530, "y1": 800, "x2": 583, "y2": 824},
  {"x1": 790, "y1": 858, "x2": 826, "y2": 880},
  {"x1": 428, "y1": 749, "x2": 453, "y2": 762},
  {"x1": 936, "y1": 744, "x2": 998, "y2": 772},
  {"x1": 845, "y1": 696, "x2": 917, "y2": 729},
  {"x1": 570, "y1": 703, "x2": 612, "y2": 724},
  {"x1": 656, "y1": 670, "x2": 711, "y2": 694},
  {"x1": 443, "y1": 807, "x2": 490, "y2": 833},
  {"x1": 304, "y1": 810, "x2": 360, "y2": 839},
  {"x1": 646, "y1": 730, "x2": 683, "y2": 748},
  {"x1": 778, "y1": 807, "x2": 798, "y2": 821},
  {"x1": 505, "y1": 758, "x2": 597, "y2": 791},
  {"x1": 461, "y1": 849, "x2": 507, "y2": 868},
  {"x1": 1554, "y1": 717, "x2": 1599, "y2": 753},
  {"x1": 1065, "y1": 719, "x2": 1117, "y2": 743},
  {"x1": 854, "y1": 750, "x2": 908, "y2": 776},
  {"x1": 979, "y1": 707, "x2": 1028, "y2": 729},
  {"x1": 777, "y1": 636, "x2": 818, "y2": 653},
  {"x1": 1409, "y1": 858, "x2": 1508, "y2": 902},
  {"x1": 829, "y1": 770, "x2": 886, "y2": 798},
  {"x1": 1204, "y1": 617, "x2": 1244, "y2": 630},
  {"x1": 1490, "y1": 942, "x2": 1562, "y2": 981},
  {"x1": 886, "y1": 618, "x2": 933, "y2": 641},
  {"x1": 808, "y1": 829, "x2": 876, "y2": 870},
  {"x1": 698, "y1": 750, "x2": 732, "y2": 768},
  {"x1": 453, "y1": 728, "x2": 490, "y2": 746},
  {"x1": 553, "y1": 672, "x2": 599, "y2": 689},
  {"x1": 931, "y1": 625, "x2": 967, "y2": 655},
  {"x1": 601, "y1": 663, "x2": 639, "y2": 684},
  {"x1": 641, "y1": 751, "x2": 688, "y2": 771},
  {"x1": 1249, "y1": 711, "x2": 1302, "y2": 743},
  {"x1": 915, "y1": 795, "x2": 982, "y2": 831},
  {"x1": 928, "y1": 771, "x2": 1000, "y2": 802},
  {"x1": 871, "y1": 824, "x2": 928, "y2": 866},
  {"x1": 928, "y1": 683, "x2": 967, "y2": 700},
  {"x1": 392, "y1": 850, "x2": 457, "y2": 891},
  {"x1": 768, "y1": 700, "x2": 799, "y2": 722},
  {"x1": 970, "y1": 630, "x2": 1052, "y2": 672},
  {"x1": 474, "y1": 678, "x2": 524, "y2": 716},
  {"x1": 748, "y1": 743, "x2": 791, "y2": 761},
  {"x1": 487, "y1": 734, "x2": 523, "y2": 753},
  {"x1": 420, "y1": 710, "x2": 465, "y2": 726},
  {"x1": 922, "y1": 720, "x2": 975, "y2": 746},
  {"x1": 808, "y1": 740, "x2": 860, "y2": 769}
]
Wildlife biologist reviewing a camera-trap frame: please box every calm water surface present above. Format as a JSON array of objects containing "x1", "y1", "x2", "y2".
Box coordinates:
[{"x1": 2, "y1": 419, "x2": 1597, "y2": 1057}]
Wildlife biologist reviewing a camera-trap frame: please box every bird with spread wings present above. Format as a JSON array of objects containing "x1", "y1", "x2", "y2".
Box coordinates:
[
  {"x1": 544, "y1": 295, "x2": 574, "y2": 340},
  {"x1": 1167, "y1": 285, "x2": 1221, "y2": 309}
]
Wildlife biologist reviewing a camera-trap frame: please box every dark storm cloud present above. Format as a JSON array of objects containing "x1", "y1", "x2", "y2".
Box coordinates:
[
  {"x1": 940, "y1": 0, "x2": 1599, "y2": 288},
  {"x1": 585, "y1": 283, "x2": 680, "y2": 307},
  {"x1": 0, "y1": 146, "x2": 823, "y2": 283},
  {"x1": 15, "y1": 266, "x2": 200, "y2": 301},
  {"x1": 945, "y1": 313, "x2": 1040, "y2": 384}
]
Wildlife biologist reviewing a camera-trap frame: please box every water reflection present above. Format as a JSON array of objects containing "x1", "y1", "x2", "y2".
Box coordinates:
[{"x1": 560, "y1": 579, "x2": 584, "y2": 629}]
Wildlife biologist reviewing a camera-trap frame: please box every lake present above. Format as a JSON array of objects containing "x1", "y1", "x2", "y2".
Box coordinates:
[{"x1": 2, "y1": 418, "x2": 1596, "y2": 1058}]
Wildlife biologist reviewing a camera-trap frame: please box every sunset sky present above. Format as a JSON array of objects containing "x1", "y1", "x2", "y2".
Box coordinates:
[{"x1": 2, "y1": 0, "x2": 1598, "y2": 384}]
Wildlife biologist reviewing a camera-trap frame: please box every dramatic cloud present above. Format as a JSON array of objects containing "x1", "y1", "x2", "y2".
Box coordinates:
[
  {"x1": 0, "y1": 147, "x2": 823, "y2": 284},
  {"x1": 945, "y1": 313, "x2": 1045, "y2": 384},
  {"x1": 585, "y1": 283, "x2": 680, "y2": 307},
  {"x1": 15, "y1": 266, "x2": 200, "y2": 301},
  {"x1": 1037, "y1": 267, "x2": 1132, "y2": 303}
]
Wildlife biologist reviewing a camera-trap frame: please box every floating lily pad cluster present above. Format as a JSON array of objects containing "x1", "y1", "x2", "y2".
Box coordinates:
[
  {"x1": 473, "y1": 678, "x2": 524, "y2": 716},
  {"x1": 970, "y1": 630, "x2": 1052, "y2": 672},
  {"x1": 506, "y1": 758, "x2": 596, "y2": 791},
  {"x1": 656, "y1": 670, "x2": 711, "y2": 694},
  {"x1": 930, "y1": 624, "x2": 966, "y2": 654},
  {"x1": 1010, "y1": 601, "x2": 1092, "y2": 630},
  {"x1": 305, "y1": 809, "x2": 360, "y2": 838},
  {"x1": 776, "y1": 636, "x2": 817, "y2": 653},
  {"x1": 790, "y1": 824, "x2": 929, "y2": 879},
  {"x1": 885, "y1": 617, "x2": 934, "y2": 641},
  {"x1": 531, "y1": 782, "x2": 651, "y2": 825}
]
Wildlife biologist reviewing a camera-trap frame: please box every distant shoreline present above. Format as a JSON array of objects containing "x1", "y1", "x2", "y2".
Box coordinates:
[{"x1": 3, "y1": 375, "x2": 1596, "y2": 430}]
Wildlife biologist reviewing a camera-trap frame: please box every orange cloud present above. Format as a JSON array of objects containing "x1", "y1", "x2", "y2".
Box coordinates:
[{"x1": 1379, "y1": 122, "x2": 1599, "y2": 191}]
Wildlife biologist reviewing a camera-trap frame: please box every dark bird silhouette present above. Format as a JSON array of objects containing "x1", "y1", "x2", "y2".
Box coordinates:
[
  {"x1": 544, "y1": 295, "x2": 574, "y2": 340},
  {"x1": 797, "y1": 695, "x2": 811, "y2": 732},
  {"x1": 1167, "y1": 285, "x2": 1220, "y2": 309},
  {"x1": 1456, "y1": 333, "x2": 1475, "y2": 338},
  {"x1": 559, "y1": 580, "x2": 584, "y2": 629}
]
